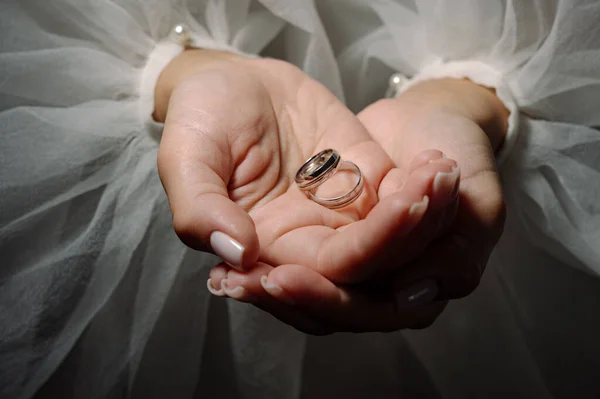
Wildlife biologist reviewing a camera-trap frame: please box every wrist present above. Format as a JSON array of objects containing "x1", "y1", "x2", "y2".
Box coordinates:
[
  {"x1": 397, "y1": 79, "x2": 509, "y2": 152},
  {"x1": 153, "y1": 48, "x2": 248, "y2": 123}
]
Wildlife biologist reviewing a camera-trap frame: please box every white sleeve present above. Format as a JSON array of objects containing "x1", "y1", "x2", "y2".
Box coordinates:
[
  {"x1": 0, "y1": 1, "x2": 299, "y2": 397},
  {"x1": 138, "y1": 2, "x2": 286, "y2": 136}
]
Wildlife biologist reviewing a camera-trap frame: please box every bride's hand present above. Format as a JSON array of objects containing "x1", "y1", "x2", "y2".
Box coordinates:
[
  {"x1": 208, "y1": 79, "x2": 506, "y2": 335},
  {"x1": 156, "y1": 49, "x2": 454, "y2": 272},
  {"x1": 156, "y1": 50, "x2": 461, "y2": 334},
  {"x1": 359, "y1": 78, "x2": 508, "y2": 300}
]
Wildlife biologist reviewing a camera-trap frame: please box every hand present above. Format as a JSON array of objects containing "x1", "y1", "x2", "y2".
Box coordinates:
[
  {"x1": 156, "y1": 49, "x2": 395, "y2": 268},
  {"x1": 210, "y1": 79, "x2": 507, "y2": 335},
  {"x1": 209, "y1": 149, "x2": 461, "y2": 334},
  {"x1": 358, "y1": 78, "x2": 508, "y2": 300},
  {"x1": 156, "y1": 50, "x2": 462, "y2": 334}
]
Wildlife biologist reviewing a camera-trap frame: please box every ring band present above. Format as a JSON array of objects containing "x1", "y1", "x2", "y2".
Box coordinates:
[{"x1": 295, "y1": 149, "x2": 364, "y2": 209}]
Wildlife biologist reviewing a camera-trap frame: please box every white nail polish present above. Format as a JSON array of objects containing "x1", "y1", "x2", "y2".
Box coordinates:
[
  {"x1": 210, "y1": 231, "x2": 245, "y2": 268},
  {"x1": 396, "y1": 279, "x2": 439, "y2": 309},
  {"x1": 206, "y1": 278, "x2": 226, "y2": 297},
  {"x1": 433, "y1": 167, "x2": 460, "y2": 197},
  {"x1": 260, "y1": 275, "x2": 282, "y2": 295},
  {"x1": 260, "y1": 275, "x2": 294, "y2": 304},
  {"x1": 221, "y1": 279, "x2": 247, "y2": 299},
  {"x1": 428, "y1": 153, "x2": 446, "y2": 163},
  {"x1": 409, "y1": 195, "x2": 429, "y2": 216}
]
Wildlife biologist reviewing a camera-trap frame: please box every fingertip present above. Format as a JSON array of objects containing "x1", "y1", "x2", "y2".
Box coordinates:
[
  {"x1": 206, "y1": 278, "x2": 226, "y2": 296},
  {"x1": 210, "y1": 229, "x2": 259, "y2": 271},
  {"x1": 403, "y1": 159, "x2": 459, "y2": 211},
  {"x1": 209, "y1": 231, "x2": 245, "y2": 268},
  {"x1": 408, "y1": 195, "x2": 429, "y2": 217},
  {"x1": 432, "y1": 166, "x2": 460, "y2": 201},
  {"x1": 171, "y1": 191, "x2": 260, "y2": 270},
  {"x1": 209, "y1": 263, "x2": 230, "y2": 280},
  {"x1": 222, "y1": 262, "x2": 273, "y2": 297},
  {"x1": 267, "y1": 265, "x2": 342, "y2": 305},
  {"x1": 260, "y1": 274, "x2": 290, "y2": 302},
  {"x1": 408, "y1": 149, "x2": 446, "y2": 171},
  {"x1": 207, "y1": 263, "x2": 230, "y2": 296},
  {"x1": 221, "y1": 279, "x2": 249, "y2": 300}
]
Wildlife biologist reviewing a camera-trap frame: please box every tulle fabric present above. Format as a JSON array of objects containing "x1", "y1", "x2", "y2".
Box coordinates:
[{"x1": 1, "y1": 0, "x2": 599, "y2": 398}]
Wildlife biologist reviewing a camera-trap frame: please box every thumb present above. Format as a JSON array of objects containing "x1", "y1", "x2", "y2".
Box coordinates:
[{"x1": 157, "y1": 88, "x2": 260, "y2": 271}]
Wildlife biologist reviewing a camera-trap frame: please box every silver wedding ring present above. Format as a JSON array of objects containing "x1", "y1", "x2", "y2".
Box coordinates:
[{"x1": 295, "y1": 149, "x2": 364, "y2": 209}]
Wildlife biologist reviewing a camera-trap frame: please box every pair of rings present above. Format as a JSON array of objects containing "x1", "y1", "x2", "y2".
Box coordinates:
[{"x1": 295, "y1": 149, "x2": 364, "y2": 209}]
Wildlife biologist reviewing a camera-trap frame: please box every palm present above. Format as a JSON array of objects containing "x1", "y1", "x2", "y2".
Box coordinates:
[{"x1": 162, "y1": 58, "x2": 411, "y2": 277}]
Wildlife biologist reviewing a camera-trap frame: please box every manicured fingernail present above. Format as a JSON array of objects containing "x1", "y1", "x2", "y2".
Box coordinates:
[
  {"x1": 206, "y1": 278, "x2": 226, "y2": 297},
  {"x1": 210, "y1": 231, "x2": 245, "y2": 269},
  {"x1": 396, "y1": 279, "x2": 438, "y2": 309},
  {"x1": 428, "y1": 152, "x2": 446, "y2": 163},
  {"x1": 221, "y1": 279, "x2": 247, "y2": 299},
  {"x1": 260, "y1": 275, "x2": 295, "y2": 304},
  {"x1": 450, "y1": 169, "x2": 461, "y2": 198},
  {"x1": 409, "y1": 195, "x2": 429, "y2": 217},
  {"x1": 433, "y1": 167, "x2": 460, "y2": 198}
]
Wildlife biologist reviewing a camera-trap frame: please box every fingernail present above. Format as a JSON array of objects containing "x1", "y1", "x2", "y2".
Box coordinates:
[
  {"x1": 396, "y1": 279, "x2": 439, "y2": 309},
  {"x1": 433, "y1": 167, "x2": 460, "y2": 198},
  {"x1": 450, "y1": 168, "x2": 461, "y2": 198},
  {"x1": 210, "y1": 231, "x2": 245, "y2": 269},
  {"x1": 221, "y1": 279, "x2": 247, "y2": 299},
  {"x1": 409, "y1": 195, "x2": 429, "y2": 217},
  {"x1": 260, "y1": 275, "x2": 295, "y2": 304},
  {"x1": 428, "y1": 152, "x2": 446, "y2": 163},
  {"x1": 206, "y1": 278, "x2": 226, "y2": 297}
]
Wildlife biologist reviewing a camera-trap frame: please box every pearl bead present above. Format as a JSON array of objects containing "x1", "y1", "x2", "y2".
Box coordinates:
[
  {"x1": 171, "y1": 24, "x2": 191, "y2": 45},
  {"x1": 389, "y1": 73, "x2": 405, "y2": 87},
  {"x1": 385, "y1": 72, "x2": 408, "y2": 98}
]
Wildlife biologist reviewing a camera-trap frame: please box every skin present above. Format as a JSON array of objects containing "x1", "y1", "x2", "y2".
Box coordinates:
[{"x1": 155, "y1": 49, "x2": 507, "y2": 334}]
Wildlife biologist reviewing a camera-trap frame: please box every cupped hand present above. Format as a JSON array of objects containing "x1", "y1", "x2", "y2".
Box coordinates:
[
  {"x1": 157, "y1": 50, "x2": 455, "y2": 276},
  {"x1": 208, "y1": 79, "x2": 507, "y2": 335},
  {"x1": 358, "y1": 78, "x2": 508, "y2": 300},
  {"x1": 156, "y1": 50, "x2": 462, "y2": 334},
  {"x1": 209, "y1": 148, "x2": 461, "y2": 334}
]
